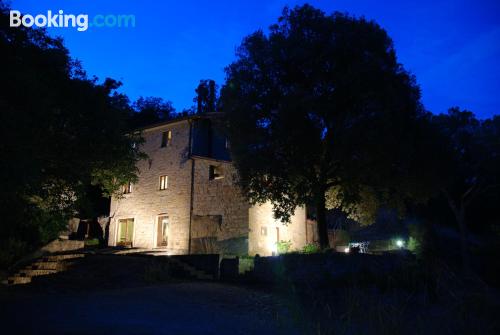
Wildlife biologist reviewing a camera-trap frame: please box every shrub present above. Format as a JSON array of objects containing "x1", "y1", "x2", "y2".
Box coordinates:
[
  {"x1": 408, "y1": 222, "x2": 426, "y2": 257},
  {"x1": 0, "y1": 238, "x2": 30, "y2": 269},
  {"x1": 276, "y1": 240, "x2": 292, "y2": 254},
  {"x1": 84, "y1": 238, "x2": 100, "y2": 247},
  {"x1": 302, "y1": 243, "x2": 321, "y2": 254},
  {"x1": 238, "y1": 257, "x2": 254, "y2": 274}
]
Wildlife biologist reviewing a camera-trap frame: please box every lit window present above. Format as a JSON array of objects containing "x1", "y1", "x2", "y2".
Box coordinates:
[
  {"x1": 161, "y1": 130, "x2": 172, "y2": 148},
  {"x1": 225, "y1": 138, "x2": 230, "y2": 150},
  {"x1": 260, "y1": 227, "x2": 267, "y2": 236},
  {"x1": 209, "y1": 165, "x2": 223, "y2": 180},
  {"x1": 122, "y1": 182, "x2": 132, "y2": 194},
  {"x1": 159, "y1": 175, "x2": 168, "y2": 190}
]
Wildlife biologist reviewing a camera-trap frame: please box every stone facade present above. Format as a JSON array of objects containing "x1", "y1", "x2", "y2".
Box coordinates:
[
  {"x1": 249, "y1": 202, "x2": 307, "y2": 256},
  {"x1": 109, "y1": 115, "x2": 307, "y2": 255}
]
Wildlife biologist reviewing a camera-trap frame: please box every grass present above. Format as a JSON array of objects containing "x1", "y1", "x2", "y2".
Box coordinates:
[{"x1": 273, "y1": 258, "x2": 500, "y2": 335}]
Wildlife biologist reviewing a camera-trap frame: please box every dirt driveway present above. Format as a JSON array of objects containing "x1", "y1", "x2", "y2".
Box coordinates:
[
  {"x1": 1, "y1": 281, "x2": 298, "y2": 334},
  {"x1": 1, "y1": 255, "x2": 299, "y2": 334}
]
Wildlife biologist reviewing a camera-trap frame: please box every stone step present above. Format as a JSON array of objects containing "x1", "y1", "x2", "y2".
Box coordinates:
[
  {"x1": 168, "y1": 258, "x2": 214, "y2": 280},
  {"x1": 7, "y1": 276, "x2": 32, "y2": 285},
  {"x1": 19, "y1": 269, "x2": 58, "y2": 277},
  {"x1": 43, "y1": 253, "x2": 85, "y2": 261},
  {"x1": 27, "y1": 261, "x2": 62, "y2": 271}
]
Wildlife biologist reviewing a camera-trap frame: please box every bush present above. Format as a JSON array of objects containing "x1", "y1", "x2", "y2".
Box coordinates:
[
  {"x1": 408, "y1": 222, "x2": 426, "y2": 257},
  {"x1": 276, "y1": 240, "x2": 292, "y2": 254},
  {"x1": 84, "y1": 238, "x2": 100, "y2": 247},
  {"x1": 238, "y1": 257, "x2": 254, "y2": 274},
  {"x1": 302, "y1": 243, "x2": 321, "y2": 254},
  {"x1": 0, "y1": 238, "x2": 30, "y2": 270}
]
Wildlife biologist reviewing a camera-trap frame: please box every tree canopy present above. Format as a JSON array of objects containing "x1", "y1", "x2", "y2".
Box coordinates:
[
  {"x1": 0, "y1": 4, "x2": 144, "y2": 264},
  {"x1": 129, "y1": 96, "x2": 176, "y2": 129},
  {"x1": 221, "y1": 5, "x2": 431, "y2": 247},
  {"x1": 194, "y1": 79, "x2": 218, "y2": 114},
  {"x1": 431, "y1": 108, "x2": 500, "y2": 270}
]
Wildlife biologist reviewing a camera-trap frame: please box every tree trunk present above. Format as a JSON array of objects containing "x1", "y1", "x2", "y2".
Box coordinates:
[
  {"x1": 455, "y1": 207, "x2": 471, "y2": 275},
  {"x1": 316, "y1": 195, "x2": 329, "y2": 249}
]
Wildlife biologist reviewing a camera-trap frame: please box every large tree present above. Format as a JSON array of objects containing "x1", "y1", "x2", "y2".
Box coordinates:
[
  {"x1": 0, "y1": 3, "x2": 143, "y2": 265},
  {"x1": 221, "y1": 5, "x2": 429, "y2": 248},
  {"x1": 129, "y1": 96, "x2": 176, "y2": 129},
  {"x1": 194, "y1": 79, "x2": 218, "y2": 114},
  {"x1": 432, "y1": 108, "x2": 500, "y2": 271}
]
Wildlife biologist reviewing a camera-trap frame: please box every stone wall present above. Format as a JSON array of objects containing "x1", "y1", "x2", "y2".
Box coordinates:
[
  {"x1": 192, "y1": 158, "x2": 250, "y2": 254},
  {"x1": 109, "y1": 117, "x2": 308, "y2": 255},
  {"x1": 109, "y1": 120, "x2": 192, "y2": 252},
  {"x1": 248, "y1": 202, "x2": 307, "y2": 256}
]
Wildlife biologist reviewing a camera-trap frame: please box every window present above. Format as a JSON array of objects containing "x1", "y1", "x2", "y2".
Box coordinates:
[
  {"x1": 209, "y1": 165, "x2": 223, "y2": 180},
  {"x1": 260, "y1": 227, "x2": 267, "y2": 236},
  {"x1": 159, "y1": 175, "x2": 168, "y2": 190},
  {"x1": 122, "y1": 182, "x2": 132, "y2": 194},
  {"x1": 225, "y1": 138, "x2": 230, "y2": 150},
  {"x1": 161, "y1": 130, "x2": 172, "y2": 148}
]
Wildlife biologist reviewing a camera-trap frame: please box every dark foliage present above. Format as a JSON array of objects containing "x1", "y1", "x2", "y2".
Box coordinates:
[
  {"x1": 430, "y1": 108, "x2": 500, "y2": 271},
  {"x1": 129, "y1": 96, "x2": 176, "y2": 129},
  {"x1": 0, "y1": 3, "x2": 144, "y2": 267},
  {"x1": 221, "y1": 5, "x2": 431, "y2": 247}
]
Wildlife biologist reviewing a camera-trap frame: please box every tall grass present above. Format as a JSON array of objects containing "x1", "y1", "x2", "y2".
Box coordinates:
[{"x1": 274, "y1": 258, "x2": 499, "y2": 335}]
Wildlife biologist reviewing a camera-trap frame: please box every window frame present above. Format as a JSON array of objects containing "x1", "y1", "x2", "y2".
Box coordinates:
[
  {"x1": 161, "y1": 130, "x2": 172, "y2": 148},
  {"x1": 159, "y1": 175, "x2": 168, "y2": 190},
  {"x1": 209, "y1": 165, "x2": 224, "y2": 180},
  {"x1": 260, "y1": 226, "x2": 268, "y2": 236},
  {"x1": 122, "y1": 182, "x2": 133, "y2": 194}
]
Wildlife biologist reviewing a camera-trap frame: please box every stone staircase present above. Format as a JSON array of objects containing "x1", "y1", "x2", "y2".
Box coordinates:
[
  {"x1": 7, "y1": 253, "x2": 85, "y2": 285},
  {"x1": 167, "y1": 257, "x2": 215, "y2": 280}
]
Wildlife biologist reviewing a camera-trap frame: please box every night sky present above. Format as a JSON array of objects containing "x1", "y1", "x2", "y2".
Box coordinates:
[{"x1": 11, "y1": 0, "x2": 500, "y2": 118}]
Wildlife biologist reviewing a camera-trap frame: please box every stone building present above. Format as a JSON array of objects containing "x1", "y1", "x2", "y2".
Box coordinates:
[{"x1": 108, "y1": 113, "x2": 307, "y2": 255}]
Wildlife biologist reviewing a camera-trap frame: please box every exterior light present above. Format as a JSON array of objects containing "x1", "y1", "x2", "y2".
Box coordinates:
[
  {"x1": 344, "y1": 247, "x2": 350, "y2": 253},
  {"x1": 269, "y1": 241, "x2": 277, "y2": 255},
  {"x1": 396, "y1": 239, "x2": 404, "y2": 248}
]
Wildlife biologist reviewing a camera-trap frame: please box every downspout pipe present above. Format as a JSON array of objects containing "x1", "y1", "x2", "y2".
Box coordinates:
[{"x1": 188, "y1": 119, "x2": 195, "y2": 254}]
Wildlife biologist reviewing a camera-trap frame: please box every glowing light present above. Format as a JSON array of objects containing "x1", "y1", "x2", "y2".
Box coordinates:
[
  {"x1": 268, "y1": 241, "x2": 277, "y2": 255},
  {"x1": 396, "y1": 239, "x2": 404, "y2": 248},
  {"x1": 344, "y1": 247, "x2": 350, "y2": 253}
]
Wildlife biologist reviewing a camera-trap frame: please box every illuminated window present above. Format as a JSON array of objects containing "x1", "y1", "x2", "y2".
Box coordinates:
[
  {"x1": 209, "y1": 165, "x2": 223, "y2": 180},
  {"x1": 122, "y1": 182, "x2": 132, "y2": 194},
  {"x1": 225, "y1": 138, "x2": 230, "y2": 150},
  {"x1": 161, "y1": 130, "x2": 172, "y2": 148},
  {"x1": 159, "y1": 175, "x2": 168, "y2": 190},
  {"x1": 260, "y1": 227, "x2": 267, "y2": 236}
]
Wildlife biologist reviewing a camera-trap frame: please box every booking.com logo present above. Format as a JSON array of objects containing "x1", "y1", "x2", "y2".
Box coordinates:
[{"x1": 9, "y1": 10, "x2": 135, "y2": 32}]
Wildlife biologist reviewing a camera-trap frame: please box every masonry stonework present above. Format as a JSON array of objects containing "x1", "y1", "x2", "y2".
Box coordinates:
[{"x1": 109, "y1": 116, "x2": 307, "y2": 255}]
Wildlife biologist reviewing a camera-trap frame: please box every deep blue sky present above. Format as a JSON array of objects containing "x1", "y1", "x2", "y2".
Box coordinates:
[{"x1": 11, "y1": 0, "x2": 500, "y2": 118}]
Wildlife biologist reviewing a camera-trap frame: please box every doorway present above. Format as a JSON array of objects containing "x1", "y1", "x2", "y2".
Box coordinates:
[
  {"x1": 157, "y1": 215, "x2": 169, "y2": 247},
  {"x1": 117, "y1": 218, "x2": 134, "y2": 246}
]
